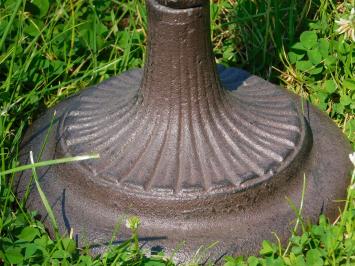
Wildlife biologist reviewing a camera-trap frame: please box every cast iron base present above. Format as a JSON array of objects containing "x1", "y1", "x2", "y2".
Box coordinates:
[{"x1": 16, "y1": 67, "x2": 352, "y2": 263}]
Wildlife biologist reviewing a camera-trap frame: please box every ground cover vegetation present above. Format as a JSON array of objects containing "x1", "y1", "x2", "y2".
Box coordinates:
[{"x1": 0, "y1": 0, "x2": 354, "y2": 265}]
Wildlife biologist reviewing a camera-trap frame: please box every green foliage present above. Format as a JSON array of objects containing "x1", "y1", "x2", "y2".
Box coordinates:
[
  {"x1": 0, "y1": 0, "x2": 354, "y2": 265},
  {"x1": 288, "y1": 30, "x2": 354, "y2": 114},
  {"x1": 225, "y1": 0, "x2": 319, "y2": 79},
  {"x1": 0, "y1": 0, "x2": 146, "y2": 113},
  {"x1": 0, "y1": 209, "x2": 168, "y2": 265},
  {"x1": 283, "y1": 1, "x2": 354, "y2": 144}
]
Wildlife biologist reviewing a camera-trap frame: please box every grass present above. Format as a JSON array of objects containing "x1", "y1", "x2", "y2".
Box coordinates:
[{"x1": 0, "y1": 0, "x2": 354, "y2": 265}]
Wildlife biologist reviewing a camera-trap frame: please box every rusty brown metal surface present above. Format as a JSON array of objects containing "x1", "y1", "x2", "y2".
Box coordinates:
[
  {"x1": 16, "y1": 0, "x2": 352, "y2": 263},
  {"x1": 156, "y1": 0, "x2": 207, "y2": 8}
]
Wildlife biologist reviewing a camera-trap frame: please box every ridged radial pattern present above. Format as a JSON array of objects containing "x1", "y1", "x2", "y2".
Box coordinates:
[
  {"x1": 59, "y1": 66, "x2": 306, "y2": 198},
  {"x1": 16, "y1": 0, "x2": 351, "y2": 261}
]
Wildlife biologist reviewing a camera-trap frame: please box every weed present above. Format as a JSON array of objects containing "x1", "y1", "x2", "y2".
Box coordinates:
[{"x1": 281, "y1": 0, "x2": 355, "y2": 145}]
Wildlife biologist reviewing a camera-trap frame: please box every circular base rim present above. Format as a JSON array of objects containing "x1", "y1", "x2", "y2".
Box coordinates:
[{"x1": 16, "y1": 68, "x2": 352, "y2": 263}]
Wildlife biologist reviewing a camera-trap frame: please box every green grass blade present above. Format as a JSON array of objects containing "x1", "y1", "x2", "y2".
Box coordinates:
[
  {"x1": 29, "y1": 151, "x2": 59, "y2": 236},
  {"x1": 0, "y1": 0, "x2": 23, "y2": 51},
  {"x1": 0, "y1": 153, "x2": 100, "y2": 176}
]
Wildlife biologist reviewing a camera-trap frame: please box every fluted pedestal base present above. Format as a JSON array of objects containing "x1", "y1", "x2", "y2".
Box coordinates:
[{"x1": 16, "y1": 66, "x2": 351, "y2": 263}]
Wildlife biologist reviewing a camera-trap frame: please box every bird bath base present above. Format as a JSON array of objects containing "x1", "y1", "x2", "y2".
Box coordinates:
[{"x1": 16, "y1": 0, "x2": 352, "y2": 263}]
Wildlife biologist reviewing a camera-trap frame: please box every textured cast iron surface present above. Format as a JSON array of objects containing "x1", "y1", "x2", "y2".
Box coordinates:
[
  {"x1": 61, "y1": 0, "x2": 306, "y2": 203},
  {"x1": 17, "y1": 0, "x2": 352, "y2": 263}
]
